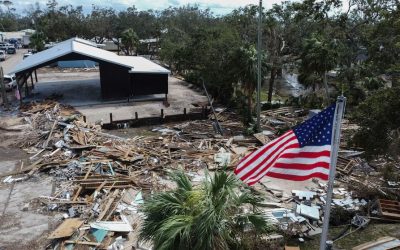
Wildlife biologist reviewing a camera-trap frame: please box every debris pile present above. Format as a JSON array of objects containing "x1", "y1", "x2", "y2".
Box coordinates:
[{"x1": 1, "y1": 102, "x2": 399, "y2": 248}]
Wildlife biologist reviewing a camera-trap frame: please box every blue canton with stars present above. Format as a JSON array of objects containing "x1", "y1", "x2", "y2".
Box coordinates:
[{"x1": 293, "y1": 104, "x2": 336, "y2": 147}]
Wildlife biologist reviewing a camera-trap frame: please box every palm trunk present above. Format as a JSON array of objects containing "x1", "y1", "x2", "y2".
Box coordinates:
[
  {"x1": 323, "y1": 71, "x2": 330, "y2": 105},
  {"x1": 268, "y1": 68, "x2": 276, "y2": 103},
  {"x1": 248, "y1": 94, "x2": 252, "y2": 117}
]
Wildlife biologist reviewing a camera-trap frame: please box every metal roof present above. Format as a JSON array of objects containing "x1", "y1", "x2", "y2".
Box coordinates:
[{"x1": 10, "y1": 37, "x2": 170, "y2": 75}]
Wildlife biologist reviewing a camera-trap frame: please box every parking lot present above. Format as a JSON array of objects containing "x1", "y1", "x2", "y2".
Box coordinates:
[{"x1": 0, "y1": 48, "x2": 27, "y2": 75}]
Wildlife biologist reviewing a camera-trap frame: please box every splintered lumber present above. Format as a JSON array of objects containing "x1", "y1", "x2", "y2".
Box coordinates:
[
  {"x1": 0, "y1": 160, "x2": 70, "y2": 178},
  {"x1": 43, "y1": 120, "x2": 57, "y2": 149},
  {"x1": 337, "y1": 156, "x2": 356, "y2": 174},
  {"x1": 48, "y1": 218, "x2": 84, "y2": 239},
  {"x1": 64, "y1": 240, "x2": 101, "y2": 246},
  {"x1": 253, "y1": 132, "x2": 271, "y2": 145},
  {"x1": 377, "y1": 199, "x2": 400, "y2": 220},
  {"x1": 352, "y1": 236, "x2": 400, "y2": 250},
  {"x1": 73, "y1": 165, "x2": 92, "y2": 201},
  {"x1": 98, "y1": 189, "x2": 120, "y2": 220}
]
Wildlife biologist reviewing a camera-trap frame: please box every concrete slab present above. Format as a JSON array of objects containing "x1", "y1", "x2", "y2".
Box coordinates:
[
  {"x1": 0, "y1": 146, "x2": 52, "y2": 247},
  {"x1": 23, "y1": 71, "x2": 207, "y2": 123},
  {"x1": 296, "y1": 204, "x2": 320, "y2": 220},
  {"x1": 0, "y1": 176, "x2": 53, "y2": 245}
]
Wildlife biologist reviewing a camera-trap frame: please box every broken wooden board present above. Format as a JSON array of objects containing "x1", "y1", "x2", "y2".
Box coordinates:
[
  {"x1": 48, "y1": 218, "x2": 84, "y2": 239},
  {"x1": 352, "y1": 236, "x2": 400, "y2": 250},
  {"x1": 378, "y1": 199, "x2": 400, "y2": 220},
  {"x1": 253, "y1": 132, "x2": 271, "y2": 145},
  {"x1": 284, "y1": 246, "x2": 300, "y2": 250}
]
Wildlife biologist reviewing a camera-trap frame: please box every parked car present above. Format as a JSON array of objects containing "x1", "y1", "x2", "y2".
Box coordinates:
[
  {"x1": 1, "y1": 74, "x2": 16, "y2": 91},
  {"x1": 0, "y1": 51, "x2": 5, "y2": 61},
  {"x1": 7, "y1": 47, "x2": 16, "y2": 54},
  {"x1": 23, "y1": 52, "x2": 33, "y2": 59},
  {"x1": 0, "y1": 43, "x2": 12, "y2": 51}
]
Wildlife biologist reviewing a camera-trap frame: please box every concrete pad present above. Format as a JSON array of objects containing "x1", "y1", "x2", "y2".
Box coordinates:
[
  {"x1": 0, "y1": 176, "x2": 53, "y2": 245},
  {"x1": 27, "y1": 72, "x2": 207, "y2": 123}
]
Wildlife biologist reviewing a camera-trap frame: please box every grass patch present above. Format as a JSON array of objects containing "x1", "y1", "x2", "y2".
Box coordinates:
[{"x1": 300, "y1": 222, "x2": 400, "y2": 249}]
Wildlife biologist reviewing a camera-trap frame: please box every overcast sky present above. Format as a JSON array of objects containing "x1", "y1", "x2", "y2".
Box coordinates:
[{"x1": 16, "y1": 0, "x2": 292, "y2": 15}]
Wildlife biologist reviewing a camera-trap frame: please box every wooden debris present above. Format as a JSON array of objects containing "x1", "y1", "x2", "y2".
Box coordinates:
[
  {"x1": 48, "y1": 218, "x2": 84, "y2": 239},
  {"x1": 378, "y1": 199, "x2": 400, "y2": 220}
]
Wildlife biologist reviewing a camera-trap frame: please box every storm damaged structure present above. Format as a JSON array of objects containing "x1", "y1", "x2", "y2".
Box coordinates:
[{"x1": 10, "y1": 37, "x2": 170, "y2": 100}]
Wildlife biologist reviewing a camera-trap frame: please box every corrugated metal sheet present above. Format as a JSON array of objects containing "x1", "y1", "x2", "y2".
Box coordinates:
[{"x1": 10, "y1": 37, "x2": 170, "y2": 75}]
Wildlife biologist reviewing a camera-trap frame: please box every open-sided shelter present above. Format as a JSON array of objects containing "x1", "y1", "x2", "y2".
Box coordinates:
[{"x1": 10, "y1": 37, "x2": 170, "y2": 100}]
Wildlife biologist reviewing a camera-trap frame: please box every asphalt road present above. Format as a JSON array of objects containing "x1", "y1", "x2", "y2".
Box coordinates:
[{"x1": 0, "y1": 48, "x2": 27, "y2": 75}]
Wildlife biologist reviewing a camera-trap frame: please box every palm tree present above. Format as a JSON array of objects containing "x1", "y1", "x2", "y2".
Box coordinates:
[
  {"x1": 121, "y1": 28, "x2": 139, "y2": 56},
  {"x1": 298, "y1": 33, "x2": 338, "y2": 105},
  {"x1": 139, "y1": 171, "x2": 272, "y2": 250}
]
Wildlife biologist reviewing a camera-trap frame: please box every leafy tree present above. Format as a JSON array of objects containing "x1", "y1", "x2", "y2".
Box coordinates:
[
  {"x1": 30, "y1": 31, "x2": 46, "y2": 51},
  {"x1": 265, "y1": 6, "x2": 287, "y2": 103},
  {"x1": 120, "y1": 28, "x2": 139, "y2": 55},
  {"x1": 87, "y1": 6, "x2": 117, "y2": 43},
  {"x1": 140, "y1": 171, "x2": 272, "y2": 250},
  {"x1": 230, "y1": 44, "x2": 267, "y2": 120},
  {"x1": 351, "y1": 87, "x2": 400, "y2": 158}
]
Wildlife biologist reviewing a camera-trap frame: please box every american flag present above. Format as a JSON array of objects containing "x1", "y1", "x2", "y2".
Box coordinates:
[{"x1": 234, "y1": 104, "x2": 336, "y2": 185}]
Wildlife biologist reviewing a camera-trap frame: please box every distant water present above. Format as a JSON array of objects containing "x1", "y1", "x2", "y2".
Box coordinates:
[{"x1": 275, "y1": 69, "x2": 304, "y2": 97}]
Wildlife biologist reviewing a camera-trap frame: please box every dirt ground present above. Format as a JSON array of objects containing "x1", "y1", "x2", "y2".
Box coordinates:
[{"x1": 0, "y1": 121, "x2": 54, "y2": 248}]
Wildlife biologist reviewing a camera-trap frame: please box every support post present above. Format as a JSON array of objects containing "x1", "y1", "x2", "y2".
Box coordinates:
[
  {"x1": 109, "y1": 113, "x2": 113, "y2": 124},
  {"x1": 30, "y1": 72, "x2": 34, "y2": 90},
  {"x1": 256, "y1": 0, "x2": 263, "y2": 132},
  {"x1": 16, "y1": 74, "x2": 23, "y2": 105},
  {"x1": 135, "y1": 112, "x2": 138, "y2": 119},
  {"x1": 0, "y1": 67, "x2": 9, "y2": 109},
  {"x1": 24, "y1": 73, "x2": 28, "y2": 97},
  {"x1": 184, "y1": 108, "x2": 187, "y2": 116},
  {"x1": 34, "y1": 69, "x2": 38, "y2": 82},
  {"x1": 319, "y1": 96, "x2": 346, "y2": 250},
  {"x1": 161, "y1": 109, "x2": 164, "y2": 118}
]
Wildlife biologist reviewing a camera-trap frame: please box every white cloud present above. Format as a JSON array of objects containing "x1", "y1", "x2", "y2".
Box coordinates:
[{"x1": 15, "y1": 0, "x2": 289, "y2": 14}]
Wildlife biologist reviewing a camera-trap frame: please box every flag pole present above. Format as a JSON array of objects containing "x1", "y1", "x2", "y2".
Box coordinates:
[
  {"x1": 256, "y1": 0, "x2": 262, "y2": 132},
  {"x1": 319, "y1": 95, "x2": 346, "y2": 250}
]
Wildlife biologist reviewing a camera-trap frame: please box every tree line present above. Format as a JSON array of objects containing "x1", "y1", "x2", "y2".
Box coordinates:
[{"x1": 1, "y1": 0, "x2": 400, "y2": 158}]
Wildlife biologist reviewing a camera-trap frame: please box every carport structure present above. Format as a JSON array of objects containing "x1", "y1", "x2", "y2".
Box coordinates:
[{"x1": 10, "y1": 37, "x2": 170, "y2": 101}]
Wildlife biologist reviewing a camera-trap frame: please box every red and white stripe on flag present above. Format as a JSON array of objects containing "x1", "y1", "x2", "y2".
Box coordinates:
[{"x1": 234, "y1": 104, "x2": 336, "y2": 185}]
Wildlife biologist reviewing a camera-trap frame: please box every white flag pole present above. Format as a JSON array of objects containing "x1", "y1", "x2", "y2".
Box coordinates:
[{"x1": 319, "y1": 95, "x2": 346, "y2": 250}]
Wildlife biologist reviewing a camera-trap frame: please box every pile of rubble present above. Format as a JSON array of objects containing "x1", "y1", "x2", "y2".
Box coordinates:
[{"x1": 1, "y1": 100, "x2": 399, "y2": 249}]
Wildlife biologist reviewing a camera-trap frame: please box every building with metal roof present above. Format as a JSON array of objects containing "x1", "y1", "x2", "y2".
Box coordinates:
[{"x1": 12, "y1": 37, "x2": 170, "y2": 100}]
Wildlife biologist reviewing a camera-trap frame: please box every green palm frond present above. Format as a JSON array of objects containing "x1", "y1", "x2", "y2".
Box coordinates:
[
  {"x1": 154, "y1": 214, "x2": 194, "y2": 250},
  {"x1": 139, "y1": 170, "x2": 273, "y2": 250},
  {"x1": 170, "y1": 170, "x2": 193, "y2": 192}
]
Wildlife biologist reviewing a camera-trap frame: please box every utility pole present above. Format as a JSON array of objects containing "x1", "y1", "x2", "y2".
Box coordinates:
[{"x1": 256, "y1": 0, "x2": 263, "y2": 132}]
